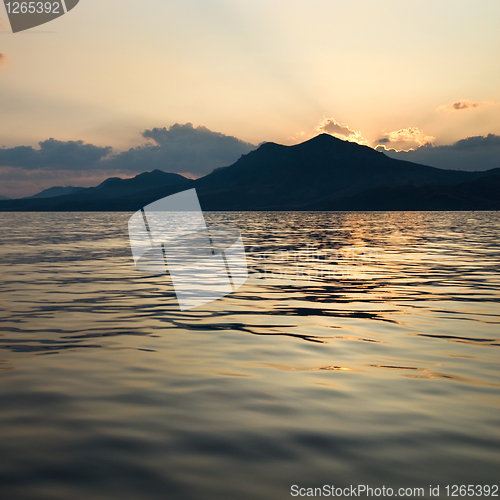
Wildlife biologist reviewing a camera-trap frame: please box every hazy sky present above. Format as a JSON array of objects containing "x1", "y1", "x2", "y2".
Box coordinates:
[{"x1": 1, "y1": 0, "x2": 499, "y2": 196}]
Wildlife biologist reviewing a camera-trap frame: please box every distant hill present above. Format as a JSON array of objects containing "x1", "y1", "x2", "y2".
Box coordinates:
[
  {"x1": 0, "y1": 170, "x2": 190, "y2": 211},
  {"x1": 0, "y1": 195, "x2": 10, "y2": 201},
  {"x1": 0, "y1": 136, "x2": 499, "y2": 211},
  {"x1": 27, "y1": 186, "x2": 84, "y2": 199},
  {"x1": 89, "y1": 170, "x2": 189, "y2": 198}
]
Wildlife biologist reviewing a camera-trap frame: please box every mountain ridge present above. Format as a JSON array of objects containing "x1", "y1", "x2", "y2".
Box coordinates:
[
  {"x1": 0, "y1": 135, "x2": 498, "y2": 211},
  {"x1": 27, "y1": 186, "x2": 84, "y2": 199},
  {"x1": 5, "y1": 170, "x2": 190, "y2": 208}
]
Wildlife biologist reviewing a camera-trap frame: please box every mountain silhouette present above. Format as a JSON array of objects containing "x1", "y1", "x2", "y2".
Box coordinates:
[
  {"x1": 27, "y1": 186, "x2": 84, "y2": 199},
  {"x1": 87, "y1": 170, "x2": 189, "y2": 199},
  {"x1": 193, "y1": 134, "x2": 499, "y2": 209},
  {"x1": 24, "y1": 173, "x2": 185, "y2": 199},
  {"x1": 0, "y1": 135, "x2": 499, "y2": 211},
  {"x1": 1, "y1": 170, "x2": 189, "y2": 210}
]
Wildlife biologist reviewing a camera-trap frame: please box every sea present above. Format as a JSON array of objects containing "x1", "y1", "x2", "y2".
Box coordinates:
[{"x1": 0, "y1": 211, "x2": 499, "y2": 500}]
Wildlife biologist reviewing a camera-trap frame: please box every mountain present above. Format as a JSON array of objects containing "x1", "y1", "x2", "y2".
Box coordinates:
[
  {"x1": 0, "y1": 170, "x2": 190, "y2": 211},
  {"x1": 192, "y1": 134, "x2": 499, "y2": 210},
  {"x1": 0, "y1": 195, "x2": 10, "y2": 200},
  {"x1": 27, "y1": 186, "x2": 84, "y2": 199},
  {"x1": 316, "y1": 175, "x2": 500, "y2": 211},
  {"x1": 90, "y1": 170, "x2": 189, "y2": 198},
  {"x1": 0, "y1": 135, "x2": 499, "y2": 211}
]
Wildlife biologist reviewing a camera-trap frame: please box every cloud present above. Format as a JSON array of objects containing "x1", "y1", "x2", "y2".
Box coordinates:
[
  {"x1": 0, "y1": 124, "x2": 256, "y2": 177},
  {"x1": 0, "y1": 139, "x2": 112, "y2": 170},
  {"x1": 0, "y1": 124, "x2": 258, "y2": 196},
  {"x1": 452, "y1": 133, "x2": 500, "y2": 150},
  {"x1": 379, "y1": 134, "x2": 500, "y2": 171},
  {"x1": 314, "y1": 118, "x2": 369, "y2": 145},
  {"x1": 316, "y1": 119, "x2": 355, "y2": 137},
  {"x1": 106, "y1": 123, "x2": 257, "y2": 177},
  {"x1": 375, "y1": 127, "x2": 435, "y2": 152},
  {"x1": 437, "y1": 100, "x2": 498, "y2": 112}
]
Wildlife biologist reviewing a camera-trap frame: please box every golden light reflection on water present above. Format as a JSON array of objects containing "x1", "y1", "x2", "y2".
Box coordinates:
[{"x1": 0, "y1": 211, "x2": 499, "y2": 499}]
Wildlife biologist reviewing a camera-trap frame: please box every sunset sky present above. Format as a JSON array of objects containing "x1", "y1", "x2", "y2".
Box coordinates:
[{"x1": 1, "y1": 0, "x2": 499, "y2": 197}]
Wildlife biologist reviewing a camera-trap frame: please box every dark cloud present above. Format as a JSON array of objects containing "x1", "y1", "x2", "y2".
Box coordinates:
[
  {"x1": 0, "y1": 124, "x2": 255, "y2": 176},
  {"x1": 454, "y1": 101, "x2": 477, "y2": 110},
  {"x1": 452, "y1": 133, "x2": 500, "y2": 150},
  {"x1": 379, "y1": 134, "x2": 500, "y2": 171},
  {"x1": 437, "y1": 100, "x2": 497, "y2": 112},
  {"x1": 111, "y1": 123, "x2": 256, "y2": 176},
  {"x1": 0, "y1": 139, "x2": 112, "y2": 170}
]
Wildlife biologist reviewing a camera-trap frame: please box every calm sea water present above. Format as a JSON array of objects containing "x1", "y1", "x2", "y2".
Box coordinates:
[{"x1": 0, "y1": 212, "x2": 499, "y2": 500}]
